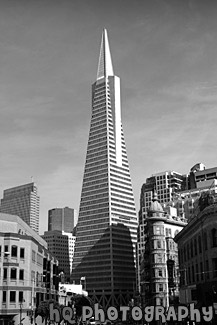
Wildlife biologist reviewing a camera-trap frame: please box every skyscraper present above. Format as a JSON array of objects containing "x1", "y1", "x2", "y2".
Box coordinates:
[
  {"x1": 72, "y1": 29, "x2": 138, "y2": 308},
  {"x1": 0, "y1": 182, "x2": 39, "y2": 233},
  {"x1": 48, "y1": 207, "x2": 78, "y2": 232}
]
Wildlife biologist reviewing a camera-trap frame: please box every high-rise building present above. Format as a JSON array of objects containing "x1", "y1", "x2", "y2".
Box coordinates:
[
  {"x1": 48, "y1": 207, "x2": 78, "y2": 232},
  {"x1": 72, "y1": 29, "x2": 138, "y2": 308},
  {"x1": 139, "y1": 171, "x2": 187, "y2": 221},
  {"x1": 0, "y1": 182, "x2": 39, "y2": 233},
  {"x1": 43, "y1": 230, "x2": 76, "y2": 282}
]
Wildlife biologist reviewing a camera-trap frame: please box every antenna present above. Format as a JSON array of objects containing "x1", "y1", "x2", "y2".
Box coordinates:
[{"x1": 31, "y1": 176, "x2": 34, "y2": 183}]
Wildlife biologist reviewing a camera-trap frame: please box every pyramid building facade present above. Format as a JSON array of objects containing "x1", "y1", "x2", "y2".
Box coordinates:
[{"x1": 72, "y1": 30, "x2": 138, "y2": 308}]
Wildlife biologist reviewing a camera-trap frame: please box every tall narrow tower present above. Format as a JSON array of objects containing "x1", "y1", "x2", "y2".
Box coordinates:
[{"x1": 72, "y1": 30, "x2": 138, "y2": 308}]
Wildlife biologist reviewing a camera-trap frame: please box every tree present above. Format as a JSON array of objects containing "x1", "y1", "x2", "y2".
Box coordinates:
[
  {"x1": 35, "y1": 299, "x2": 62, "y2": 325},
  {"x1": 73, "y1": 294, "x2": 94, "y2": 319}
]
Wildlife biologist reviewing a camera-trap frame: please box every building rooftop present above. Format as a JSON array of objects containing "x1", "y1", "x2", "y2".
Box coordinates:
[{"x1": 0, "y1": 212, "x2": 47, "y2": 248}]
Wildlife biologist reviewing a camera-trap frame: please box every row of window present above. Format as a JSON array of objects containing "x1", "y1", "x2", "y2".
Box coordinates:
[
  {"x1": 180, "y1": 259, "x2": 212, "y2": 285},
  {"x1": 2, "y1": 291, "x2": 23, "y2": 303},
  {"x1": 0, "y1": 245, "x2": 25, "y2": 258},
  {"x1": 179, "y1": 230, "x2": 216, "y2": 264},
  {"x1": 2, "y1": 267, "x2": 24, "y2": 280}
]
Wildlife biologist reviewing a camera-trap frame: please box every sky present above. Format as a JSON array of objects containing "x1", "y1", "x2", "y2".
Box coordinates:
[{"x1": 0, "y1": 0, "x2": 217, "y2": 234}]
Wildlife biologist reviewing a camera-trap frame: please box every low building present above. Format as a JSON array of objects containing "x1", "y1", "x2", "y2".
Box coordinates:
[
  {"x1": 175, "y1": 192, "x2": 217, "y2": 309},
  {"x1": 0, "y1": 213, "x2": 59, "y2": 325},
  {"x1": 59, "y1": 283, "x2": 88, "y2": 305},
  {"x1": 140, "y1": 193, "x2": 187, "y2": 308}
]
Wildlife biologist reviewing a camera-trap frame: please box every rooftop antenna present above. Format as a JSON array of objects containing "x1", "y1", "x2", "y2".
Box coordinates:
[{"x1": 31, "y1": 176, "x2": 34, "y2": 183}]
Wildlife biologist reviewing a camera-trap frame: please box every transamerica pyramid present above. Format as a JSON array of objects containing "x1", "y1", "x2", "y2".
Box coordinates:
[{"x1": 72, "y1": 29, "x2": 138, "y2": 308}]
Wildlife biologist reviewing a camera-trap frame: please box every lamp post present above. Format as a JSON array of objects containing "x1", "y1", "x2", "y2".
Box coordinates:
[
  {"x1": 80, "y1": 276, "x2": 86, "y2": 291},
  {"x1": 19, "y1": 298, "x2": 25, "y2": 325}
]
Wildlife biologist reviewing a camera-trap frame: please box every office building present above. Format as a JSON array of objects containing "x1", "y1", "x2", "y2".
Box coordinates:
[
  {"x1": 43, "y1": 230, "x2": 76, "y2": 282},
  {"x1": 0, "y1": 213, "x2": 59, "y2": 325},
  {"x1": 170, "y1": 164, "x2": 217, "y2": 221},
  {"x1": 0, "y1": 182, "x2": 39, "y2": 233},
  {"x1": 48, "y1": 207, "x2": 78, "y2": 232},
  {"x1": 72, "y1": 29, "x2": 138, "y2": 308},
  {"x1": 140, "y1": 193, "x2": 187, "y2": 307}
]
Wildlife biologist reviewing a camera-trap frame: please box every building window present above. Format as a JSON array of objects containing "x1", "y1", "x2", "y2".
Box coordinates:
[
  {"x1": 0, "y1": 246, "x2": 1, "y2": 257},
  {"x1": 212, "y1": 258, "x2": 217, "y2": 278},
  {"x1": 194, "y1": 238, "x2": 197, "y2": 255},
  {"x1": 32, "y1": 250, "x2": 36, "y2": 262},
  {"x1": 11, "y1": 245, "x2": 17, "y2": 257},
  {"x1": 3, "y1": 268, "x2": 7, "y2": 280},
  {"x1": 188, "y1": 267, "x2": 191, "y2": 284},
  {"x1": 20, "y1": 248, "x2": 25, "y2": 259},
  {"x1": 206, "y1": 260, "x2": 209, "y2": 280},
  {"x1": 158, "y1": 269, "x2": 163, "y2": 277},
  {"x1": 19, "y1": 291, "x2": 23, "y2": 303},
  {"x1": 198, "y1": 236, "x2": 202, "y2": 253},
  {"x1": 212, "y1": 229, "x2": 217, "y2": 247},
  {"x1": 191, "y1": 240, "x2": 193, "y2": 258},
  {"x1": 3, "y1": 291, "x2": 6, "y2": 303},
  {"x1": 159, "y1": 284, "x2": 163, "y2": 292},
  {"x1": 156, "y1": 254, "x2": 163, "y2": 263},
  {"x1": 192, "y1": 265, "x2": 195, "y2": 283},
  {"x1": 184, "y1": 246, "x2": 186, "y2": 262},
  {"x1": 204, "y1": 232, "x2": 208, "y2": 250},
  {"x1": 157, "y1": 240, "x2": 161, "y2": 248},
  {"x1": 200, "y1": 262, "x2": 204, "y2": 281},
  {"x1": 19, "y1": 269, "x2": 24, "y2": 280},
  {"x1": 196, "y1": 264, "x2": 199, "y2": 282},
  {"x1": 10, "y1": 268, "x2": 17, "y2": 280},
  {"x1": 4, "y1": 245, "x2": 8, "y2": 253},
  {"x1": 10, "y1": 291, "x2": 16, "y2": 303},
  {"x1": 187, "y1": 244, "x2": 190, "y2": 259}
]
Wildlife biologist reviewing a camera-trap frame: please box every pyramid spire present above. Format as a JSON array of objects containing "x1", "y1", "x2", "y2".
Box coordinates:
[{"x1": 97, "y1": 29, "x2": 114, "y2": 80}]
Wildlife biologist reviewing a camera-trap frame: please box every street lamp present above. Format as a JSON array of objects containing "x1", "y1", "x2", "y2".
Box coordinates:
[{"x1": 80, "y1": 276, "x2": 86, "y2": 290}]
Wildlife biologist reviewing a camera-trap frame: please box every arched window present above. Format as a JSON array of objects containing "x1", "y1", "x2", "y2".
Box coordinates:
[{"x1": 11, "y1": 245, "x2": 17, "y2": 257}]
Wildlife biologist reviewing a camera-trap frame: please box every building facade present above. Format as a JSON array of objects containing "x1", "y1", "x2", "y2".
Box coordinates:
[
  {"x1": 0, "y1": 183, "x2": 39, "y2": 233},
  {"x1": 175, "y1": 192, "x2": 217, "y2": 311},
  {"x1": 0, "y1": 213, "x2": 59, "y2": 325},
  {"x1": 72, "y1": 29, "x2": 138, "y2": 308},
  {"x1": 140, "y1": 194, "x2": 187, "y2": 308},
  {"x1": 138, "y1": 171, "x2": 187, "y2": 293},
  {"x1": 170, "y1": 164, "x2": 217, "y2": 221},
  {"x1": 43, "y1": 230, "x2": 76, "y2": 283},
  {"x1": 48, "y1": 207, "x2": 78, "y2": 233}
]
